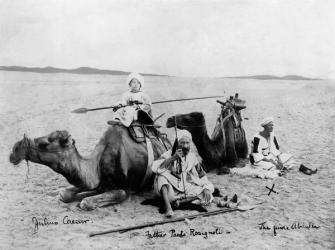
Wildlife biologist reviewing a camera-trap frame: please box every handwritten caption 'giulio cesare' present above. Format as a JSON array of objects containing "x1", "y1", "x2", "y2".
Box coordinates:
[{"x1": 32, "y1": 216, "x2": 92, "y2": 233}]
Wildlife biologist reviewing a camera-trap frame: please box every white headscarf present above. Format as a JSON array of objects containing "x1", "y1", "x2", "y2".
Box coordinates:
[
  {"x1": 126, "y1": 72, "x2": 144, "y2": 89},
  {"x1": 261, "y1": 117, "x2": 274, "y2": 127},
  {"x1": 176, "y1": 130, "x2": 192, "y2": 142}
]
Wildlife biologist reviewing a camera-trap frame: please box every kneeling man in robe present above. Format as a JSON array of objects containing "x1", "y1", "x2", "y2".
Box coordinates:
[
  {"x1": 151, "y1": 130, "x2": 214, "y2": 218},
  {"x1": 250, "y1": 117, "x2": 294, "y2": 170}
]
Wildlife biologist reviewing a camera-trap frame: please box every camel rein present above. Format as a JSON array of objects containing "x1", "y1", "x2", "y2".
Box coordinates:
[{"x1": 20, "y1": 136, "x2": 75, "y2": 181}]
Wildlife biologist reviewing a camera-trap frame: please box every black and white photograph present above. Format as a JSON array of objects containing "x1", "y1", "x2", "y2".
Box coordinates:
[{"x1": 1, "y1": 0, "x2": 334, "y2": 249}]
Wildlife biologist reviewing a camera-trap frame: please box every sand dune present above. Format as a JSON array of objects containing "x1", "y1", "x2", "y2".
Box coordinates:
[{"x1": 0, "y1": 71, "x2": 334, "y2": 249}]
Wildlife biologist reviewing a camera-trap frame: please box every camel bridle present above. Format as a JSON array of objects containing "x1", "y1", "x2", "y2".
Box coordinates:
[
  {"x1": 20, "y1": 134, "x2": 75, "y2": 162},
  {"x1": 220, "y1": 107, "x2": 235, "y2": 124}
]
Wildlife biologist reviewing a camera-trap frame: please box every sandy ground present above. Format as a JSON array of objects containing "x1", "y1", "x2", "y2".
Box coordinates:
[{"x1": 0, "y1": 71, "x2": 334, "y2": 250}]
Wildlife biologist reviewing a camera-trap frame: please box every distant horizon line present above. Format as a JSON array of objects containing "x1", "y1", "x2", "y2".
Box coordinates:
[{"x1": 0, "y1": 65, "x2": 325, "y2": 80}]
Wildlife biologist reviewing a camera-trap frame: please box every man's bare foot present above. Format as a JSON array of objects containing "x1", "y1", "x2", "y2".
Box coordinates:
[
  {"x1": 165, "y1": 209, "x2": 174, "y2": 218},
  {"x1": 171, "y1": 200, "x2": 180, "y2": 209}
]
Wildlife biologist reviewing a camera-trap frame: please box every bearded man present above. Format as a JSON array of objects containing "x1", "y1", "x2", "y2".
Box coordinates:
[{"x1": 151, "y1": 130, "x2": 214, "y2": 218}]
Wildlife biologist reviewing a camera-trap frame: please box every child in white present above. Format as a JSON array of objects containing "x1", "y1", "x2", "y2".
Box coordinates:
[{"x1": 113, "y1": 72, "x2": 152, "y2": 127}]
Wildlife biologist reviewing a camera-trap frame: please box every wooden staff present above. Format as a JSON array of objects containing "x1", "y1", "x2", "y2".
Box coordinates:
[
  {"x1": 72, "y1": 96, "x2": 224, "y2": 113},
  {"x1": 89, "y1": 207, "x2": 246, "y2": 237}
]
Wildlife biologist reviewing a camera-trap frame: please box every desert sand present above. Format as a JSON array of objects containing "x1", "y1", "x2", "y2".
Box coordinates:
[{"x1": 0, "y1": 71, "x2": 334, "y2": 249}]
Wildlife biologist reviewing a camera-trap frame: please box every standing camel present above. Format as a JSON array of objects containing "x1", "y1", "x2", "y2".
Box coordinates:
[{"x1": 9, "y1": 126, "x2": 171, "y2": 210}]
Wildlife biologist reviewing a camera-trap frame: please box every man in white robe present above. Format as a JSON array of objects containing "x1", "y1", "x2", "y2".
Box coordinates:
[
  {"x1": 113, "y1": 72, "x2": 152, "y2": 127},
  {"x1": 250, "y1": 117, "x2": 294, "y2": 170},
  {"x1": 151, "y1": 130, "x2": 214, "y2": 217}
]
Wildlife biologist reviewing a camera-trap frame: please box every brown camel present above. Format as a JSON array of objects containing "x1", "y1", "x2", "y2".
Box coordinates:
[
  {"x1": 9, "y1": 126, "x2": 171, "y2": 210},
  {"x1": 166, "y1": 100, "x2": 248, "y2": 174}
]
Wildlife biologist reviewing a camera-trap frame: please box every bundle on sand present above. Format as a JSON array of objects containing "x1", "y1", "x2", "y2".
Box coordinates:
[
  {"x1": 230, "y1": 164, "x2": 280, "y2": 179},
  {"x1": 230, "y1": 157, "x2": 296, "y2": 179}
]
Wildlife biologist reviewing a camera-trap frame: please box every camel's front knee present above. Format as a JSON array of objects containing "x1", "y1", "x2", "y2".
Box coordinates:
[
  {"x1": 59, "y1": 188, "x2": 79, "y2": 203},
  {"x1": 79, "y1": 190, "x2": 127, "y2": 211}
]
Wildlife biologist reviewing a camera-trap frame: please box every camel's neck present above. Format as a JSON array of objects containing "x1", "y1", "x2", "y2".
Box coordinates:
[
  {"x1": 28, "y1": 141, "x2": 104, "y2": 190},
  {"x1": 191, "y1": 126, "x2": 209, "y2": 150},
  {"x1": 191, "y1": 120, "x2": 225, "y2": 157},
  {"x1": 75, "y1": 142, "x2": 105, "y2": 189}
]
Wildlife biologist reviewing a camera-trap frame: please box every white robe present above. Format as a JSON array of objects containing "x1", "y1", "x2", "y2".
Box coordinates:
[
  {"x1": 113, "y1": 91, "x2": 152, "y2": 127},
  {"x1": 250, "y1": 132, "x2": 294, "y2": 170},
  {"x1": 151, "y1": 150, "x2": 214, "y2": 203}
]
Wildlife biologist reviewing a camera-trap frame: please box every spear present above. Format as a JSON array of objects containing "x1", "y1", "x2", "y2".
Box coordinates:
[
  {"x1": 88, "y1": 205, "x2": 256, "y2": 237},
  {"x1": 72, "y1": 95, "x2": 224, "y2": 114}
]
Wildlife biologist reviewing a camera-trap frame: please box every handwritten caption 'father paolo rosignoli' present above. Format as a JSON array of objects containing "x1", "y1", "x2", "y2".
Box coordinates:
[{"x1": 145, "y1": 227, "x2": 227, "y2": 240}]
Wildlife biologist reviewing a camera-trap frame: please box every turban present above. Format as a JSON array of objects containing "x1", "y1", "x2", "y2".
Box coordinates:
[
  {"x1": 126, "y1": 72, "x2": 144, "y2": 88},
  {"x1": 176, "y1": 130, "x2": 192, "y2": 142},
  {"x1": 261, "y1": 117, "x2": 274, "y2": 127}
]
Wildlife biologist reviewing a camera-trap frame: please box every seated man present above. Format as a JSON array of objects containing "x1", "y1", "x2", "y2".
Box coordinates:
[
  {"x1": 250, "y1": 117, "x2": 293, "y2": 170},
  {"x1": 113, "y1": 72, "x2": 152, "y2": 126},
  {"x1": 151, "y1": 130, "x2": 214, "y2": 218}
]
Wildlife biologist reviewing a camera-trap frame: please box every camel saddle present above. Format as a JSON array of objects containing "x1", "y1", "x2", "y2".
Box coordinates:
[
  {"x1": 107, "y1": 120, "x2": 164, "y2": 143},
  {"x1": 107, "y1": 110, "x2": 167, "y2": 143},
  {"x1": 231, "y1": 99, "x2": 246, "y2": 110},
  {"x1": 129, "y1": 110, "x2": 165, "y2": 143},
  {"x1": 127, "y1": 122, "x2": 163, "y2": 143}
]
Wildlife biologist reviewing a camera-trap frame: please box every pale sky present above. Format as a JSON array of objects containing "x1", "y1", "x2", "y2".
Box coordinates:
[{"x1": 0, "y1": 0, "x2": 334, "y2": 78}]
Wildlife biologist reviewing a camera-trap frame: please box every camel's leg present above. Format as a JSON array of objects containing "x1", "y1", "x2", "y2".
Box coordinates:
[
  {"x1": 161, "y1": 185, "x2": 174, "y2": 218},
  {"x1": 79, "y1": 189, "x2": 127, "y2": 210},
  {"x1": 237, "y1": 127, "x2": 248, "y2": 158},
  {"x1": 225, "y1": 120, "x2": 238, "y2": 165},
  {"x1": 59, "y1": 186, "x2": 84, "y2": 203},
  {"x1": 59, "y1": 186, "x2": 100, "y2": 203}
]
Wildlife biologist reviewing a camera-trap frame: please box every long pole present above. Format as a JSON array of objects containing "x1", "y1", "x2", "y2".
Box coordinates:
[
  {"x1": 72, "y1": 95, "x2": 224, "y2": 113},
  {"x1": 152, "y1": 96, "x2": 224, "y2": 105},
  {"x1": 89, "y1": 207, "x2": 242, "y2": 237}
]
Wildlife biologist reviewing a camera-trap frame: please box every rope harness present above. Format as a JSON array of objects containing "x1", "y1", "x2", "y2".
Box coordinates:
[
  {"x1": 21, "y1": 134, "x2": 74, "y2": 156},
  {"x1": 19, "y1": 134, "x2": 75, "y2": 182}
]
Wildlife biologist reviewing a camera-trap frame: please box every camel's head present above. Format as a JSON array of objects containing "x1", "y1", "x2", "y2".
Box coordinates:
[
  {"x1": 166, "y1": 112, "x2": 205, "y2": 129},
  {"x1": 9, "y1": 134, "x2": 30, "y2": 165},
  {"x1": 9, "y1": 130, "x2": 75, "y2": 166}
]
